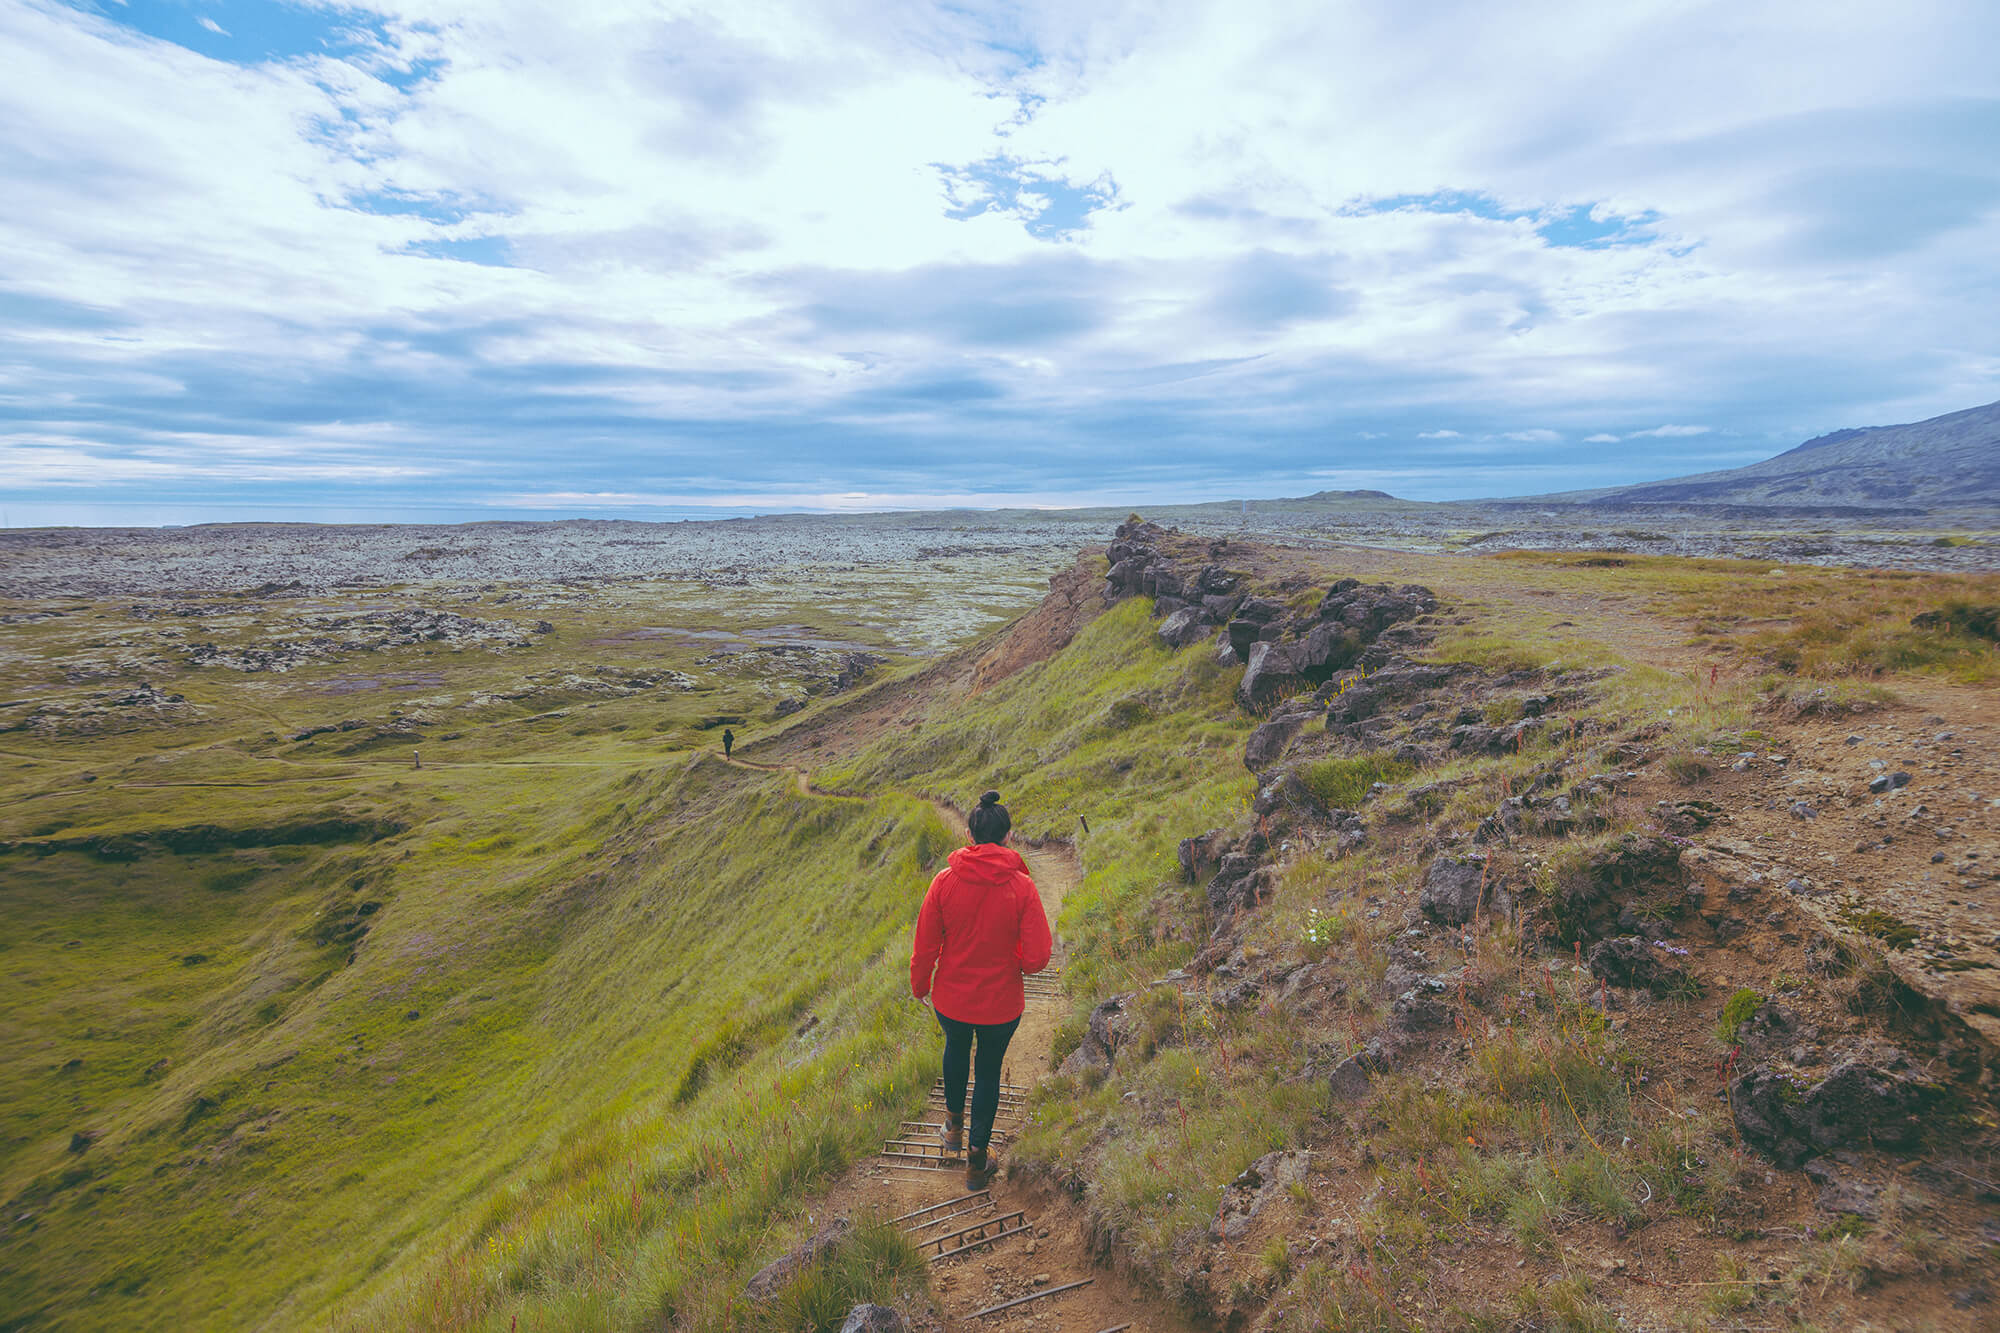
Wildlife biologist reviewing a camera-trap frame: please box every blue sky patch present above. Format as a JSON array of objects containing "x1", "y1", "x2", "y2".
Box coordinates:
[
  {"x1": 936, "y1": 155, "x2": 1120, "y2": 240},
  {"x1": 402, "y1": 236, "x2": 514, "y2": 267},
  {"x1": 1353, "y1": 190, "x2": 1660, "y2": 249},
  {"x1": 75, "y1": 0, "x2": 389, "y2": 66}
]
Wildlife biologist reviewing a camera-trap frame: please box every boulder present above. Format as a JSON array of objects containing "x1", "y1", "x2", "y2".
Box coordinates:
[
  {"x1": 1158, "y1": 607, "x2": 1211, "y2": 649},
  {"x1": 1419, "y1": 855, "x2": 1490, "y2": 925},
  {"x1": 1212, "y1": 1149, "x2": 1312, "y2": 1239},
  {"x1": 839, "y1": 1307, "x2": 907, "y2": 1333},
  {"x1": 1326, "y1": 1038, "x2": 1394, "y2": 1102},
  {"x1": 1294, "y1": 623, "x2": 1365, "y2": 677},
  {"x1": 1226, "y1": 618, "x2": 1264, "y2": 659},
  {"x1": 1731, "y1": 1044, "x2": 1943, "y2": 1168},
  {"x1": 1238, "y1": 641, "x2": 1307, "y2": 708},
  {"x1": 744, "y1": 1218, "x2": 853, "y2": 1302},
  {"x1": 1244, "y1": 711, "x2": 1310, "y2": 770}
]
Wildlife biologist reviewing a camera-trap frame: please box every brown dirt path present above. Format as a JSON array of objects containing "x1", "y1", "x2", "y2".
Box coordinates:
[{"x1": 815, "y1": 804, "x2": 1199, "y2": 1333}]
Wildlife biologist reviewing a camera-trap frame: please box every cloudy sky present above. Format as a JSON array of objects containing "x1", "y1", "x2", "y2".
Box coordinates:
[{"x1": 3, "y1": 0, "x2": 1996, "y2": 524}]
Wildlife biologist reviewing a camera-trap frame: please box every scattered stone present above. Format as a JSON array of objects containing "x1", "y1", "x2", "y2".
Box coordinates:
[
  {"x1": 839, "y1": 1305, "x2": 907, "y2": 1333},
  {"x1": 1790, "y1": 802, "x2": 1818, "y2": 821}
]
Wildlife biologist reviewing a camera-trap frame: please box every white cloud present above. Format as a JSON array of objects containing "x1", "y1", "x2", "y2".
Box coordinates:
[
  {"x1": 0, "y1": 0, "x2": 1994, "y2": 513},
  {"x1": 1628, "y1": 424, "x2": 1714, "y2": 438},
  {"x1": 196, "y1": 17, "x2": 229, "y2": 36},
  {"x1": 1584, "y1": 433, "x2": 1621, "y2": 443}
]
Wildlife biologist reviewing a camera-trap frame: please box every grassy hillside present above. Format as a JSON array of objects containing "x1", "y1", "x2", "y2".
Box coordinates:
[
  {"x1": 1, "y1": 743, "x2": 961, "y2": 1329},
  {"x1": 5, "y1": 531, "x2": 1996, "y2": 1330}
]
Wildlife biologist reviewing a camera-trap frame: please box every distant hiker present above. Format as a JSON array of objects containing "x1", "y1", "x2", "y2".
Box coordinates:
[
  {"x1": 910, "y1": 790, "x2": 1053, "y2": 1188},
  {"x1": 722, "y1": 727, "x2": 734, "y2": 759}
]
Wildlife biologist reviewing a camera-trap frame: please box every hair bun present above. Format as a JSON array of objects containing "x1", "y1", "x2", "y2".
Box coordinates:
[{"x1": 979, "y1": 790, "x2": 1001, "y2": 807}]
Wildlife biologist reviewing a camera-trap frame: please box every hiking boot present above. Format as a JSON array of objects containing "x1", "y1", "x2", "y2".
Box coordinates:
[
  {"x1": 939, "y1": 1115, "x2": 963, "y2": 1154},
  {"x1": 964, "y1": 1145, "x2": 998, "y2": 1188}
]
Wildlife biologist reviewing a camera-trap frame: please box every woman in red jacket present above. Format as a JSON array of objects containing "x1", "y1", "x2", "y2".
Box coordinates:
[{"x1": 910, "y1": 790, "x2": 1053, "y2": 1186}]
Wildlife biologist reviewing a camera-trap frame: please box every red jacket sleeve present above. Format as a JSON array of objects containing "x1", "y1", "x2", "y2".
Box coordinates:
[
  {"x1": 1015, "y1": 873, "x2": 1053, "y2": 976},
  {"x1": 910, "y1": 872, "x2": 946, "y2": 999}
]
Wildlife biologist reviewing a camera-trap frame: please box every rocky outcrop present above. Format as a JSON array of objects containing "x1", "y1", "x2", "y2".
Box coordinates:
[
  {"x1": 1212, "y1": 1150, "x2": 1311, "y2": 1240},
  {"x1": 1177, "y1": 829, "x2": 1228, "y2": 883},
  {"x1": 185, "y1": 607, "x2": 549, "y2": 673},
  {"x1": 1551, "y1": 833, "x2": 1685, "y2": 942},
  {"x1": 1244, "y1": 703, "x2": 1315, "y2": 770},
  {"x1": 2, "y1": 681, "x2": 199, "y2": 736},
  {"x1": 1059, "y1": 995, "x2": 1137, "y2": 1076},
  {"x1": 1585, "y1": 936, "x2": 1693, "y2": 995},
  {"x1": 1731, "y1": 1043, "x2": 1945, "y2": 1168},
  {"x1": 1419, "y1": 855, "x2": 1493, "y2": 925}
]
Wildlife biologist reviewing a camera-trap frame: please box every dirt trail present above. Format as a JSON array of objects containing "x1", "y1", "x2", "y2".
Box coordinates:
[{"x1": 790, "y1": 788, "x2": 1196, "y2": 1333}]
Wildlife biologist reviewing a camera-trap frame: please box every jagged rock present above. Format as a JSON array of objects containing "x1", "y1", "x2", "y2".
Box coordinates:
[
  {"x1": 1419, "y1": 856, "x2": 1491, "y2": 924},
  {"x1": 1158, "y1": 607, "x2": 1212, "y2": 649},
  {"x1": 1315, "y1": 580, "x2": 1436, "y2": 634},
  {"x1": 1212, "y1": 1149, "x2": 1311, "y2": 1239},
  {"x1": 1326, "y1": 1039, "x2": 1394, "y2": 1101},
  {"x1": 1293, "y1": 622, "x2": 1365, "y2": 677},
  {"x1": 1731, "y1": 1043, "x2": 1944, "y2": 1168},
  {"x1": 1205, "y1": 852, "x2": 1275, "y2": 924},
  {"x1": 744, "y1": 1217, "x2": 852, "y2": 1302},
  {"x1": 1059, "y1": 994, "x2": 1136, "y2": 1075},
  {"x1": 1214, "y1": 633, "x2": 1240, "y2": 667},
  {"x1": 1238, "y1": 641, "x2": 1307, "y2": 708},
  {"x1": 1226, "y1": 618, "x2": 1264, "y2": 659},
  {"x1": 1195, "y1": 564, "x2": 1239, "y2": 595},
  {"x1": 1178, "y1": 829, "x2": 1229, "y2": 882},
  {"x1": 1244, "y1": 710, "x2": 1311, "y2": 770},
  {"x1": 1585, "y1": 936, "x2": 1693, "y2": 995},
  {"x1": 1140, "y1": 565, "x2": 1185, "y2": 600}
]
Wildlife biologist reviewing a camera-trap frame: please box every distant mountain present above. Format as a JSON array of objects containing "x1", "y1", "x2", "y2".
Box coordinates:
[{"x1": 1543, "y1": 399, "x2": 2000, "y2": 510}]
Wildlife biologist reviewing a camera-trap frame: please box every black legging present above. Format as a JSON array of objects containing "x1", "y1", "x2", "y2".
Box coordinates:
[{"x1": 935, "y1": 1010, "x2": 1021, "y2": 1151}]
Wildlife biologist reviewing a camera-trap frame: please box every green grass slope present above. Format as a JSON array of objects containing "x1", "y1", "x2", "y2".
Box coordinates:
[{"x1": 1, "y1": 749, "x2": 954, "y2": 1330}]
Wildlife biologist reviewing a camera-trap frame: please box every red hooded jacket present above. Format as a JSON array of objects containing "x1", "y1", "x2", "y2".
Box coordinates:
[{"x1": 910, "y1": 842, "x2": 1053, "y2": 1025}]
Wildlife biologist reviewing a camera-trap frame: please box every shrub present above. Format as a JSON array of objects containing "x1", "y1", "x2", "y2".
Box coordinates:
[
  {"x1": 1297, "y1": 754, "x2": 1414, "y2": 808},
  {"x1": 1716, "y1": 988, "x2": 1763, "y2": 1044}
]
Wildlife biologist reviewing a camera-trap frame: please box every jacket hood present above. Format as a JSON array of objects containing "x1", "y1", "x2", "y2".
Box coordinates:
[{"x1": 947, "y1": 841, "x2": 1027, "y2": 885}]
